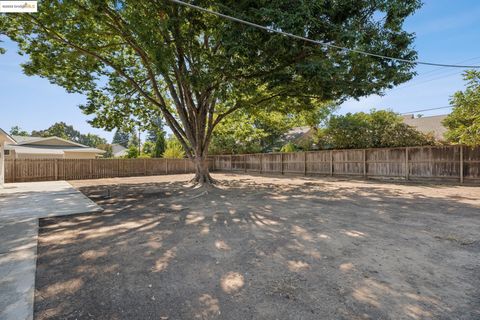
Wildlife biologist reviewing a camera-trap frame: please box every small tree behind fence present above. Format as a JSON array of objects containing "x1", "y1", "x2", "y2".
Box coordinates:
[{"x1": 211, "y1": 145, "x2": 480, "y2": 183}]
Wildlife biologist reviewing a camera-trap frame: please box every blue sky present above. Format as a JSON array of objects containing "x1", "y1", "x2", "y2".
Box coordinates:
[{"x1": 1, "y1": 0, "x2": 480, "y2": 142}]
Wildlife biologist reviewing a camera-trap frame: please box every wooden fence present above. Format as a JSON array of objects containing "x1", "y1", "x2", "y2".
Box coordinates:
[
  {"x1": 211, "y1": 145, "x2": 480, "y2": 184},
  {"x1": 4, "y1": 158, "x2": 205, "y2": 183},
  {"x1": 5, "y1": 146, "x2": 480, "y2": 183}
]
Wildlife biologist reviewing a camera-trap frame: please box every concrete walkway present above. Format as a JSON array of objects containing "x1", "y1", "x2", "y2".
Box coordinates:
[{"x1": 0, "y1": 181, "x2": 102, "y2": 320}]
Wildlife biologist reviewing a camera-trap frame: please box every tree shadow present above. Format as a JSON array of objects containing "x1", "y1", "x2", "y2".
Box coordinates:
[{"x1": 34, "y1": 175, "x2": 480, "y2": 319}]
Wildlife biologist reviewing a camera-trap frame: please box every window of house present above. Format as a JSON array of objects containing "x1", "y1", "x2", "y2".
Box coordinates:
[{"x1": 4, "y1": 150, "x2": 10, "y2": 156}]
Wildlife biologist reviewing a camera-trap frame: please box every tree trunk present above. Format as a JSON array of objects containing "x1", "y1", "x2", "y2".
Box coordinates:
[{"x1": 191, "y1": 156, "x2": 214, "y2": 185}]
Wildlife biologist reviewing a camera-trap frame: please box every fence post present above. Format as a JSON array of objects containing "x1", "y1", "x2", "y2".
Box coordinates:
[
  {"x1": 281, "y1": 153, "x2": 284, "y2": 175},
  {"x1": 259, "y1": 154, "x2": 263, "y2": 174},
  {"x1": 117, "y1": 158, "x2": 120, "y2": 177},
  {"x1": 460, "y1": 145, "x2": 464, "y2": 183},
  {"x1": 244, "y1": 155, "x2": 247, "y2": 173},
  {"x1": 330, "y1": 150, "x2": 333, "y2": 176},
  {"x1": 230, "y1": 154, "x2": 233, "y2": 171},
  {"x1": 304, "y1": 152, "x2": 307, "y2": 176},
  {"x1": 184, "y1": 158, "x2": 187, "y2": 173},
  {"x1": 405, "y1": 147, "x2": 409, "y2": 180},
  {"x1": 12, "y1": 158, "x2": 16, "y2": 183},
  {"x1": 89, "y1": 159, "x2": 93, "y2": 179},
  {"x1": 144, "y1": 159, "x2": 147, "y2": 176},
  {"x1": 54, "y1": 159, "x2": 58, "y2": 181},
  {"x1": 165, "y1": 158, "x2": 168, "y2": 175},
  {"x1": 363, "y1": 149, "x2": 367, "y2": 178}
]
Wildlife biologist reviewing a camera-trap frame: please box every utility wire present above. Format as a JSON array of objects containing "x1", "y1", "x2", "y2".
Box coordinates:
[
  {"x1": 380, "y1": 57, "x2": 480, "y2": 93},
  {"x1": 413, "y1": 56, "x2": 480, "y2": 78},
  {"x1": 169, "y1": 0, "x2": 480, "y2": 69},
  {"x1": 399, "y1": 106, "x2": 452, "y2": 114},
  {"x1": 391, "y1": 56, "x2": 480, "y2": 90}
]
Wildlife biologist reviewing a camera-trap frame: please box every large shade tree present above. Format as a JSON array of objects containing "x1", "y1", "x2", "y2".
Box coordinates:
[{"x1": 1, "y1": 0, "x2": 420, "y2": 185}]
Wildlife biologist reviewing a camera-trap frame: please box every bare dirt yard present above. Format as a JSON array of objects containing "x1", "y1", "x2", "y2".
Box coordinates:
[{"x1": 34, "y1": 173, "x2": 480, "y2": 320}]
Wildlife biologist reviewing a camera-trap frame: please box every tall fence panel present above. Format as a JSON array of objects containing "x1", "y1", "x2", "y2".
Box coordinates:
[
  {"x1": 214, "y1": 155, "x2": 232, "y2": 171},
  {"x1": 306, "y1": 151, "x2": 331, "y2": 175},
  {"x1": 408, "y1": 146, "x2": 461, "y2": 180},
  {"x1": 211, "y1": 145, "x2": 480, "y2": 184},
  {"x1": 464, "y1": 147, "x2": 480, "y2": 181},
  {"x1": 4, "y1": 158, "x2": 204, "y2": 183},
  {"x1": 262, "y1": 153, "x2": 282, "y2": 174},
  {"x1": 333, "y1": 149, "x2": 364, "y2": 176},
  {"x1": 245, "y1": 154, "x2": 262, "y2": 172},
  {"x1": 366, "y1": 148, "x2": 406, "y2": 178},
  {"x1": 283, "y1": 152, "x2": 305, "y2": 174}
]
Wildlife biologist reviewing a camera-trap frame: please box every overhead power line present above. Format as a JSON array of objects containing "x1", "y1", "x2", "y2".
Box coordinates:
[
  {"x1": 399, "y1": 106, "x2": 452, "y2": 114},
  {"x1": 388, "y1": 70, "x2": 464, "y2": 92},
  {"x1": 414, "y1": 56, "x2": 480, "y2": 78},
  {"x1": 169, "y1": 0, "x2": 480, "y2": 69}
]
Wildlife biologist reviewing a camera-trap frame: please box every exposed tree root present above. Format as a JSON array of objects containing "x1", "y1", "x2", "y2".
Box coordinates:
[
  {"x1": 188, "y1": 172, "x2": 218, "y2": 186},
  {"x1": 182, "y1": 171, "x2": 220, "y2": 199}
]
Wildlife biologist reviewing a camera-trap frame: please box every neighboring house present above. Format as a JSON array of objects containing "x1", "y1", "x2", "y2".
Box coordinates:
[
  {"x1": 3, "y1": 133, "x2": 105, "y2": 159},
  {"x1": 0, "y1": 128, "x2": 15, "y2": 186},
  {"x1": 283, "y1": 126, "x2": 318, "y2": 148},
  {"x1": 112, "y1": 144, "x2": 128, "y2": 158},
  {"x1": 402, "y1": 114, "x2": 448, "y2": 141}
]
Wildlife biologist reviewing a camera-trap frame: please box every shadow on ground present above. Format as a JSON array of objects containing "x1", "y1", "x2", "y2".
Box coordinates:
[{"x1": 34, "y1": 174, "x2": 480, "y2": 319}]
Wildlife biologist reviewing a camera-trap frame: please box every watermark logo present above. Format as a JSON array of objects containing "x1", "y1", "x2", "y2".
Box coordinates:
[{"x1": 0, "y1": 1, "x2": 37, "y2": 13}]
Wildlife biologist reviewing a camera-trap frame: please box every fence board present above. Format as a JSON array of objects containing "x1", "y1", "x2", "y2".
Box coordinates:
[
  {"x1": 262, "y1": 153, "x2": 282, "y2": 173},
  {"x1": 283, "y1": 152, "x2": 305, "y2": 174},
  {"x1": 306, "y1": 151, "x2": 330, "y2": 174}
]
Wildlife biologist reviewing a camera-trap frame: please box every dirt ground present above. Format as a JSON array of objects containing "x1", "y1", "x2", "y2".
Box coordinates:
[{"x1": 34, "y1": 173, "x2": 480, "y2": 320}]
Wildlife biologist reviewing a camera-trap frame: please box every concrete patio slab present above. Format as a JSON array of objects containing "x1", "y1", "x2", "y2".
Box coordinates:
[
  {"x1": 0, "y1": 181, "x2": 102, "y2": 320},
  {"x1": 0, "y1": 181, "x2": 101, "y2": 222},
  {"x1": 0, "y1": 218, "x2": 37, "y2": 253},
  {"x1": 0, "y1": 248, "x2": 37, "y2": 320}
]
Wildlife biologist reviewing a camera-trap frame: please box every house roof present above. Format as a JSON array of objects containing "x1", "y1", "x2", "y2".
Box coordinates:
[
  {"x1": 112, "y1": 144, "x2": 128, "y2": 157},
  {"x1": 10, "y1": 145, "x2": 65, "y2": 155},
  {"x1": 5, "y1": 133, "x2": 105, "y2": 155},
  {"x1": 0, "y1": 128, "x2": 16, "y2": 144},
  {"x1": 12, "y1": 135, "x2": 88, "y2": 147},
  {"x1": 6, "y1": 145, "x2": 105, "y2": 154},
  {"x1": 64, "y1": 147, "x2": 106, "y2": 153},
  {"x1": 283, "y1": 126, "x2": 316, "y2": 144},
  {"x1": 11, "y1": 135, "x2": 42, "y2": 143},
  {"x1": 403, "y1": 114, "x2": 448, "y2": 140}
]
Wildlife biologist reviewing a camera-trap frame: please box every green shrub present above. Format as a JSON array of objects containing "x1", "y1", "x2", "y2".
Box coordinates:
[
  {"x1": 281, "y1": 142, "x2": 296, "y2": 153},
  {"x1": 163, "y1": 138, "x2": 186, "y2": 159}
]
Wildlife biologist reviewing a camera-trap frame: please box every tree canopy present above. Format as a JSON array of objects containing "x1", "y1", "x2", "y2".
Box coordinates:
[
  {"x1": 1, "y1": 0, "x2": 420, "y2": 184},
  {"x1": 97, "y1": 143, "x2": 114, "y2": 158},
  {"x1": 112, "y1": 129, "x2": 131, "y2": 147},
  {"x1": 163, "y1": 137, "x2": 186, "y2": 159},
  {"x1": 145, "y1": 117, "x2": 167, "y2": 158},
  {"x1": 9, "y1": 126, "x2": 29, "y2": 136},
  {"x1": 209, "y1": 102, "x2": 335, "y2": 154},
  {"x1": 443, "y1": 71, "x2": 480, "y2": 146}
]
